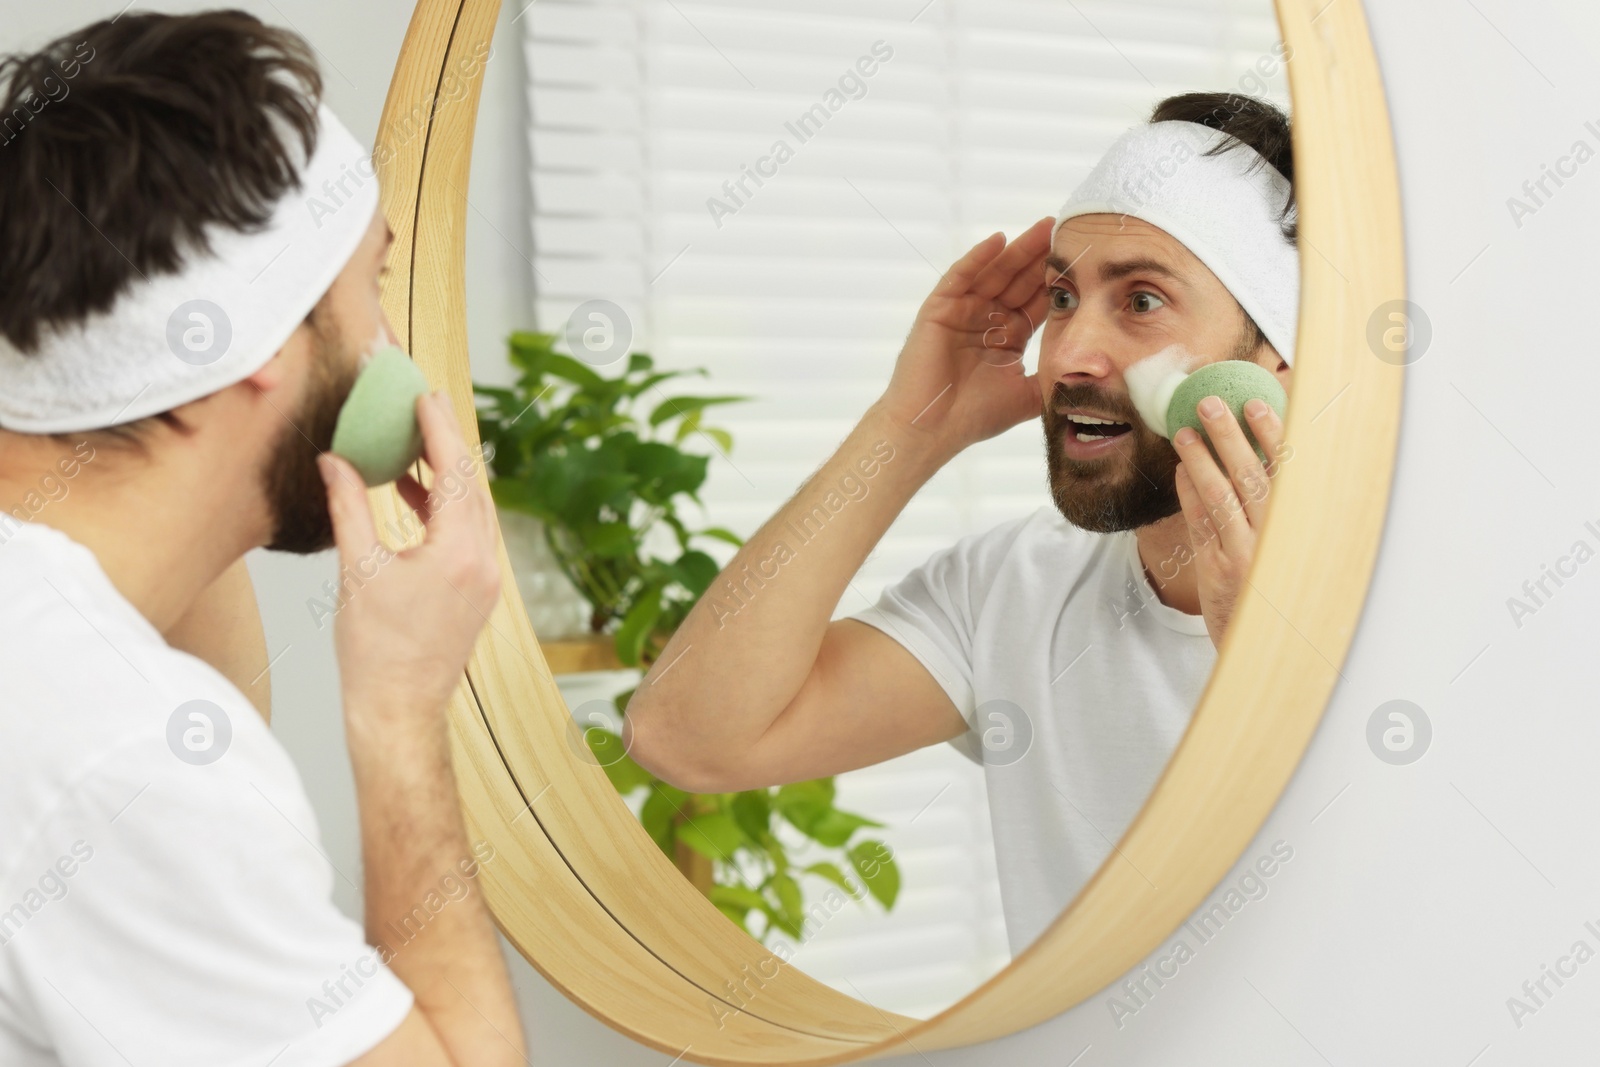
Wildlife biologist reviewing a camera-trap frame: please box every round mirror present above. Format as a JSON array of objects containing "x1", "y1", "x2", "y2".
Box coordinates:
[{"x1": 377, "y1": 0, "x2": 1403, "y2": 1058}]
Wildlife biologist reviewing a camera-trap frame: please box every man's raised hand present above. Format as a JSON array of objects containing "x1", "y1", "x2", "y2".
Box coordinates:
[
  {"x1": 1172, "y1": 397, "x2": 1289, "y2": 648},
  {"x1": 874, "y1": 216, "x2": 1056, "y2": 464}
]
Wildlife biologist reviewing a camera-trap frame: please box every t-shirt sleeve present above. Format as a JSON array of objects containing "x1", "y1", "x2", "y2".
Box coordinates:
[
  {"x1": 847, "y1": 529, "x2": 1006, "y2": 736},
  {"x1": 1, "y1": 730, "x2": 413, "y2": 1067}
]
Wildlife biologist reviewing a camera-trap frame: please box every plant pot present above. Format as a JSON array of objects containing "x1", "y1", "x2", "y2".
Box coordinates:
[{"x1": 496, "y1": 509, "x2": 592, "y2": 641}]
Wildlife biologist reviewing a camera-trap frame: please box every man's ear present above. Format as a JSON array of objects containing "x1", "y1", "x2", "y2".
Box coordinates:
[
  {"x1": 1253, "y1": 344, "x2": 1292, "y2": 393},
  {"x1": 243, "y1": 320, "x2": 315, "y2": 393}
]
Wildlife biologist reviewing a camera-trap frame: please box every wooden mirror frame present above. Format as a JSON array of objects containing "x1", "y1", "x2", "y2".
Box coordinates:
[{"x1": 371, "y1": 0, "x2": 1403, "y2": 1061}]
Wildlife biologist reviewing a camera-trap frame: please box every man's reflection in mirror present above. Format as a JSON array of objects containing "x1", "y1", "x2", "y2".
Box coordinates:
[{"x1": 628, "y1": 91, "x2": 1299, "y2": 956}]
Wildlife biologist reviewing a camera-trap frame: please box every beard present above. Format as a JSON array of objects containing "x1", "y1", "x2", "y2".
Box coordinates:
[
  {"x1": 1044, "y1": 323, "x2": 1261, "y2": 534},
  {"x1": 260, "y1": 314, "x2": 361, "y2": 554},
  {"x1": 1042, "y1": 380, "x2": 1182, "y2": 534}
]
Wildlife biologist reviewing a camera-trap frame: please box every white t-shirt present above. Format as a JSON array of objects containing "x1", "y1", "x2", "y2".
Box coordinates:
[
  {"x1": 0, "y1": 520, "x2": 412, "y2": 1066},
  {"x1": 850, "y1": 505, "x2": 1216, "y2": 956}
]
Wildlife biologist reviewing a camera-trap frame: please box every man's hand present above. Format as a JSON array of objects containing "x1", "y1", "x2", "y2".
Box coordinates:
[
  {"x1": 317, "y1": 390, "x2": 524, "y2": 1065},
  {"x1": 1172, "y1": 396, "x2": 1289, "y2": 647},
  {"x1": 874, "y1": 217, "x2": 1056, "y2": 464},
  {"x1": 317, "y1": 390, "x2": 503, "y2": 742}
]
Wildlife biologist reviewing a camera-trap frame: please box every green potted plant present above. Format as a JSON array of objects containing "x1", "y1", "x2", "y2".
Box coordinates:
[{"x1": 473, "y1": 331, "x2": 900, "y2": 942}]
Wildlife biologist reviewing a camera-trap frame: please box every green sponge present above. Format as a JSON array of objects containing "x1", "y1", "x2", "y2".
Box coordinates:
[
  {"x1": 330, "y1": 345, "x2": 430, "y2": 486},
  {"x1": 1167, "y1": 361, "x2": 1286, "y2": 463},
  {"x1": 1126, "y1": 346, "x2": 1286, "y2": 463}
]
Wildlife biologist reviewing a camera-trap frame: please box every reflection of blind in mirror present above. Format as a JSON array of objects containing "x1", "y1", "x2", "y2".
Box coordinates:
[{"x1": 525, "y1": 0, "x2": 1288, "y2": 1018}]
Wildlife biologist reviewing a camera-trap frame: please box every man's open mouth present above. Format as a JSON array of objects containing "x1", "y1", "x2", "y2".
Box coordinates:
[{"x1": 1064, "y1": 413, "x2": 1134, "y2": 443}]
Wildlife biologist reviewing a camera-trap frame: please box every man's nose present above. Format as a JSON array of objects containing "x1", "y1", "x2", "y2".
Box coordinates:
[{"x1": 1039, "y1": 312, "x2": 1121, "y2": 384}]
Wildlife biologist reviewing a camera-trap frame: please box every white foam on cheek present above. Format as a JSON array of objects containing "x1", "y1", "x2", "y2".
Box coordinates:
[
  {"x1": 1125, "y1": 343, "x2": 1199, "y2": 439},
  {"x1": 357, "y1": 327, "x2": 393, "y2": 371}
]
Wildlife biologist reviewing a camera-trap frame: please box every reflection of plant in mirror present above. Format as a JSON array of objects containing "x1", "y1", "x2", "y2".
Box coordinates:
[
  {"x1": 590, "y1": 718, "x2": 901, "y2": 942},
  {"x1": 474, "y1": 330, "x2": 742, "y2": 662},
  {"x1": 472, "y1": 331, "x2": 900, "y2": 942}
]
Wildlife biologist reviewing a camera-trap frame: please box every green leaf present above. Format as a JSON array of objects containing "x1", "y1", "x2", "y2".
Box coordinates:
[
  {"x1": 647, "y1": 394, "x2": 748, "y2": 428},
  {"x1": 774, "y1": 779, "x2": 836, "y2": 816},
  {"x1": 759, "y1": 902, "x2": 803, "y2": 940},
  {"x1": 703, "y1": 428, "x2": 734, "y2": 454},
  {"x1": 797, "y1": 808, "x2": 881, "y2": 849},
  {"x1": 762, "y1": 836, "x2": 791, "y2": 875},
  {"x1": 507, "y1": 330, "x2": 558, "y2": 364},
  {"x1": 620, "y1": 370, "x2": 680, "y2": 399},
  {"x1": 472, "y1": 384, "x2": 519, "y2": 406},
  {"x1": 770, "y1": 871, "x2": 804, "y2": 930},
  {"x1": 627, "y1": 442, "x2": 710, "y2": 505},
  {"x1": 847, "y1": 840, "x2": 901, "y2": 909},
  {"x1": 698, "y1": 526, "x2": 745, "y2": 547},
  {"x1": 667, "y1": 550, "x2": 720, "y2": 598},
  {"x1": 585, "y1": 521, "x2": 638, "y2": 559},
  {"x1": 672, "y1": 408, "x2": 702, "y2": 445},
  {"x1": 486, "y1": 478, "x2": 551, "y2": 521},
  {"x1": 639, "y1": 789, "x2": 678, "y2": 857},
  {"x1": 803, "y1": 862, "x2": 866, "y2": 901},
  {"x1": 613, "y1": 586, "x2": 663, "y2": 667},
  {"x1": 677, "y1": 812, "x2": 742, "y2": 861},
  {"x1": 659, "y1": 511, "x2": 691, "y2": 549},
  {"x1": 613, "y1": 686, "x2": 637, "y2": 718},
  {"x1": 654, "y1": 783, "x2": 689, "y2": 808},
  {"x1": 730, "y1": 790, "x2": 772, "y2": 843},
  {"x1": 709, "y1": 884, "x2": 768, "y2": 915},
  {"x1": 772, "y1": 779, "x2": 839, "y2": 836},
  {"x1": 539, "y1": 352, "x2": 608, "y2": 392}
]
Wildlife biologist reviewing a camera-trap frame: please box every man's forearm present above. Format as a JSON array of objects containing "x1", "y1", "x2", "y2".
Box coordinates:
[
  {"x1": 347, "y1": 706, "x2": 524, "y2": 1064},
  {"x1": 631, "y1": 402, "x2": 945, "y2": 755}
]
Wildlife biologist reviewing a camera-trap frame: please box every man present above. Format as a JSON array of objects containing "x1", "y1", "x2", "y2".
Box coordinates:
[
  {"x1": 626, "y1": 92, "x2": 1299, "y2": 956},
  {"x1": 0, "y1": 12, "x2": 523, "y2": 1064}
]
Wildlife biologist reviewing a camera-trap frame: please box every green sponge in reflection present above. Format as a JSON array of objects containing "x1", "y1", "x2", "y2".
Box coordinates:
[
  {"x1": 1166, "y1": 361, "x2": 1286, "y2": 462},
  {"x1": 1126, "y1": 347, "x2": 1286, "y2": 463},
  {"x1": 330, "y1": 345, "x2": 430, "y2": 486}
]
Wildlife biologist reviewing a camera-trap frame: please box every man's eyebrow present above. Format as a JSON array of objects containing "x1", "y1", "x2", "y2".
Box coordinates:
[{"x1": 1044, "y1": 253, "x2": 1184, "y2": 285}]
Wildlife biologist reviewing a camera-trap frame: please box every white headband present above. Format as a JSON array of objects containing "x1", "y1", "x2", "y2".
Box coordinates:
[
  {"x1": 1053, "y1": 119, "x2": 1299, "y2": 367},
  {"x1": 0, "y1": 102, "x2": 380, "y2": 433}
]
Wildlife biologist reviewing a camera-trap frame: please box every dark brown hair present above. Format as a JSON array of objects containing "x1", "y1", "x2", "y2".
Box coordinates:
[
  {"x1": 0, "y1": 10, "x2": 324, "y2": 449},
  {"x1": 0, "y1": 9, "x2": 324, "y2": 353},
  {"x1": 1151, "y1": 90, "x2": 1295, "y2": 243}
]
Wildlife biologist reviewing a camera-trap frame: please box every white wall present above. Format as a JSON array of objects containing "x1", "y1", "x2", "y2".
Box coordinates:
[{"x1": 11, "y1": 0, "x2": 1600, "y2": 1062}]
